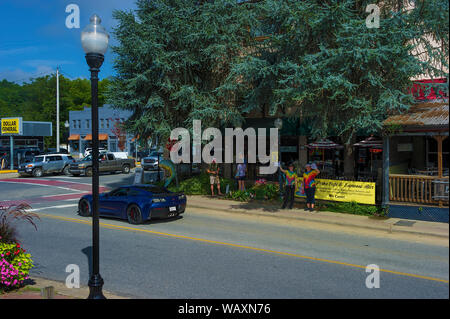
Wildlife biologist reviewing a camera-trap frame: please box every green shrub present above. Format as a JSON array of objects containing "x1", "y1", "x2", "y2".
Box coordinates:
[
  {"x1": 319, "y1": 201, "x2": 383, "y2": 216},
  {"x1": 156, "y1": 174, "x2": 238, "y2": 195},
  {"x1": 227, "y1": 190, "x2": 254, "y2": 202}
]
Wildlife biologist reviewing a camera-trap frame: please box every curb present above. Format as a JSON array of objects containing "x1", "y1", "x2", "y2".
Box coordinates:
[
  {"x1": 187, "y1": 202, "x2": 449, "y2": 240},
  {"x1": 26, "y1": 276, "x2": 130, "y2": 299}
]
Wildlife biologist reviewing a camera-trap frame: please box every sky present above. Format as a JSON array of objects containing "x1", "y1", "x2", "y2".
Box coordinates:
[{"x1": 0, "y1": 0, "x2": 137, "y2": 83}]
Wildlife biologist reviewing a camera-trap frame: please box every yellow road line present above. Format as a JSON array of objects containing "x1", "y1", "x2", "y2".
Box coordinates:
[{"x1": 37, "y1": 212, "x2": 449, "y2": 284}]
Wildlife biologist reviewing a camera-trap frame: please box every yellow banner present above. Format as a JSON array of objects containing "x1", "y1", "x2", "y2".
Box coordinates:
[
  {"x1": 1, "y1": 118, "x2": 21, "y2": 134},
  {"x1": 294, "y1": 177, "x2": 376, "y2": 205}
]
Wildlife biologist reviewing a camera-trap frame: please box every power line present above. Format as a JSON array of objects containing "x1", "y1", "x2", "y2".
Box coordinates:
[{"x1": 4, "y1": 70, "x2": 56, "y2": 85}]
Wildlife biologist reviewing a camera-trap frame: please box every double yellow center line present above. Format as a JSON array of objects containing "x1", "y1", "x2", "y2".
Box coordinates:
[{"x1": 37, "y1": 212, "x2": 449, "y2": 284}]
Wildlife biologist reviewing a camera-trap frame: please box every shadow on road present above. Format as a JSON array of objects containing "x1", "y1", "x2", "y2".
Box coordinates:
[{"x1": 81, "y1": 246, "x2": 93, "y2": 278}]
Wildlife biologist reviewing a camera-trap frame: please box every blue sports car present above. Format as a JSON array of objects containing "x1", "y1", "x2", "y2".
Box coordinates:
[{"x1": 78, "y1": 185, "x2": 187, "y2": 224}]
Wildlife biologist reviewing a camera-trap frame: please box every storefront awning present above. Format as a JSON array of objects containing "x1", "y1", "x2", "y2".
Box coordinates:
[
  {"x1": 353, "y1": 136, "x2": 383, "y2": 148},
  {"x1": 68, "y1": 134, "x2": 80, "y2": 141},
  {"x1": 84, "y1": 134, "x2": 109, "y2": 141},
  {"x1": 306, "y1": 139, "x2": 343, "y2": 149}
]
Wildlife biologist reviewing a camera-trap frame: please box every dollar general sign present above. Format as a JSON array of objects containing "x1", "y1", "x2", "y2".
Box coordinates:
[{"x1": 1, "y1": 118, "x2": 23, "y2": 135}]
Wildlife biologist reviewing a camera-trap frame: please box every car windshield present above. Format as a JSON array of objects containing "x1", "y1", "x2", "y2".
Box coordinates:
[
  {"x1": 33, "y1": 156, "x2": 44, "y2": 163},
  {"x1": 136, "y1": 186, "x2": 168, "y2": 194},
  {"x1": 82, "y1": 155, "x2": 92, "y2": 161}
]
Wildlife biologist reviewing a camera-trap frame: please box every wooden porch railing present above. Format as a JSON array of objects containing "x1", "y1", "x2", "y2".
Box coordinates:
[{"x1": 389, "y1": 174, "x2": 449, "y2": 206}]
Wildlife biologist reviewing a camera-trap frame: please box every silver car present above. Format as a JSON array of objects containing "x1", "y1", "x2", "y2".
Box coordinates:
[
  {"x1": 141, "y1": 151, "x2": 163, "y2": 171},
  {"x1": 18, "y1": 154, "x2": 75, "y2": 177}
]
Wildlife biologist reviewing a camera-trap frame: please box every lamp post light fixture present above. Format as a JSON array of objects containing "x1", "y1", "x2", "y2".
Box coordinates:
[
  {"x1": 64, "y1": 121, "x2": 70, "y2": 151},
  {"x1": 274, "y1": 118, "x2": 283, "y2": 197},
  {"x1": 81, "y1": 14, "x2": 109, "y2": 300}
]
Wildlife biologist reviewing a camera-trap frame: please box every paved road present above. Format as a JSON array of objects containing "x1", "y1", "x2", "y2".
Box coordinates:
[{"x1": 1, "y1": 173, "x2": 448, "y2": 298}]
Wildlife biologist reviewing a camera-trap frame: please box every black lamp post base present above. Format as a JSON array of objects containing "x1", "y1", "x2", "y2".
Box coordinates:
[{"x1": 88, "y1": 274, "x2": 106, "y2": 299}]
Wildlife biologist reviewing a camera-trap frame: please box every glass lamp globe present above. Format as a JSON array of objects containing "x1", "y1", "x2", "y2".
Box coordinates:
[{"x1": 81, "y1": 15, "x2": 109, "y2": 55}]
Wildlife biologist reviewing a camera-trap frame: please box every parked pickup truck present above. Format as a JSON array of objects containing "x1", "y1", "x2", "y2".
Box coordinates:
[{"x1": 69, "y1": 152, "x2": 135, "y2": 176}]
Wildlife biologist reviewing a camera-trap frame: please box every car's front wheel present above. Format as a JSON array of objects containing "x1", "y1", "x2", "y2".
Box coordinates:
[
  {"x1": 78, "y1": 199, "x2": 91, "y2": 217},
  {"x1": 62, "y1": 165, "x2": 71, "y2": 176},
  {"x1": 127, "y1": 204, "x2": 143, "y2": 224},
  {"x1": 32, "y1": 168, "x2": 43, "y2": 177}
]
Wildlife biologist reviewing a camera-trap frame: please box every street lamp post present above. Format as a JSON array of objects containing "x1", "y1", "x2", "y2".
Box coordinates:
[
  {"x1": 274, "y1": 118, "x2": 283, "y2": 198},
  {"x1": 81, "y1": 14, "x2": 109, "y2": 300},
  {"x1": 64, "y1": 120, "x2": 70, "y2": 151}
]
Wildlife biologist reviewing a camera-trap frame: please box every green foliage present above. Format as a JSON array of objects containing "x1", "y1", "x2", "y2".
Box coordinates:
[
  {"x1": 0, "y1": 76, "x2": 111, "y2": 148},
  {"x1": 109, "y1": 0, "x2": 258, "y2": 141},
  {"x1": 156, "y1": 173, "x2": 237, "y2": 195},
  {"x1": 228, "y1": 190, "x2": 253, "y2": 202},
  {"x1": 319, "y1": 201, "x2": 384, "y2": 216},
  {"x1": 250, "y1": 182, "x2": 279, "y2": 201}
]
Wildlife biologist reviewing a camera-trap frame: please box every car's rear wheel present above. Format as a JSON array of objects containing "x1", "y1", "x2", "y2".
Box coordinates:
[
  {"x1": 32, "y1": 168, "x2": 43, "y2": 177},
  {"x1": 127, "y1": 204, "x2": 143, "y2": 224},
  {"x1": 122, "y1": 164, "x2": 130, "y2": 174},
  {"x1": 79, "y1": 199, "x2": 91, "y2": 217},
  {"x1": 85, "y1": 167, "x2": 93, "y2": 177}
]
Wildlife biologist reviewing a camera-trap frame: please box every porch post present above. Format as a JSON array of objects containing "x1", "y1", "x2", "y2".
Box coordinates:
[
  {"x1": 433, "y1": 135, "x2": 447, "y2": 208},
  {"x1": 382, "y1": 135, "x2": 390, "y2": 208},
  {"x1": 433, "y1": 135, "x2": 446, "y2": 178}
]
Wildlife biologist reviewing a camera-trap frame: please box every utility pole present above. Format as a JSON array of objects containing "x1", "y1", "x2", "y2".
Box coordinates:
[{"x1": 56, "y1": 67, "x2": 60, "y2": 153}]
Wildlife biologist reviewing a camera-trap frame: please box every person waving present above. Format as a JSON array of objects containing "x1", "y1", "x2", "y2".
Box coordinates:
[{"x1": 303, "y1": 163, "x2": 320, "y2": 212}]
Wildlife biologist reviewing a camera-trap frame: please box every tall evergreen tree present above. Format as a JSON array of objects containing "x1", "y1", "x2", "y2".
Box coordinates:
[{"x1": 108, "y1": 0, "x2": 258, "y2": 143}]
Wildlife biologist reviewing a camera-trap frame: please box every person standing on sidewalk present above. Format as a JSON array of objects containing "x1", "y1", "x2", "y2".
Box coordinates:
[
  {"x1": 303, "y1": 163, "x2": 320, "y2": 211},
  {"x1": 236, "y1": 160, "x2": 247, "y2": 191},
  {"x1": 207, "y1": 158, "x2": 223, "y2": 196},
  {"x1": 279, "y1": 162, "x2": 298, "y2": 209}
]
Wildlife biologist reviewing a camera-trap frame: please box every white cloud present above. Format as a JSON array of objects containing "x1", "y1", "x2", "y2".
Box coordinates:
[{"x1": 0, "y1": 65, "x2": 55, "y2": 83}]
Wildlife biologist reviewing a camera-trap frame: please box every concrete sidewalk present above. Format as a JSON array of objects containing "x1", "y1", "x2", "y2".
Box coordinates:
[
  {"x1": 0, "y1": 172, "x2": 18, "y2": 179},
  {"x1": 187, "y1": 195, "x2": 449, "y2": 240},
  {"x1": 1, "y1": 277, "x2": 129, "y2": 299}
]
